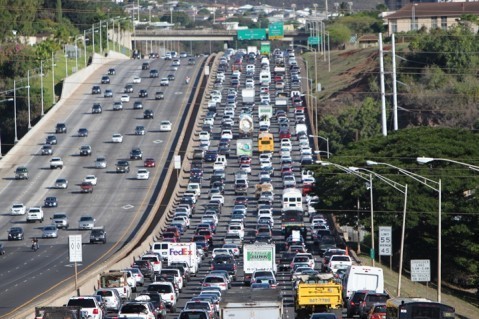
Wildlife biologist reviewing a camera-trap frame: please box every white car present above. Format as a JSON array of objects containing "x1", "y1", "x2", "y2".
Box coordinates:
[
  {"x1": 11, "y1": 203, "x2": 26, "y2": 215},
  {"x1": 159, "y1": 120, "x2": 172, "y2": 132},
  {"x1": 221, "y1": 130, "x2": 233, "y2": 140},
  {"x1": 133, "y1": 76, "x2": 141, "y2": 83},
  {"x1": 301, "y1": 146, "x2": 313, "y2": 156},
  {"x1": 227, "y1": 223, "x2": 245, "y2": 239},
  {"x1": 204, "y1": 118, "x2": 214, "y2": 126},
  {"x1": 160, "y1": 78, "x2": 170, "y2": 86},
  {"x1": 137, "y1": 168, "x2": 150, "y2": 180},
  {"x1": 84, "y1": 175, "x2": 98, "y2": 186},
  {"x1": 112, "y1": 133, "x2": 123, "y2": 143},
  {"x1": 210, "y1": 194, "x2": 224, "y2": 205},
  {"x1": 239, "y1": 164, "x2": 251, "y2": 174},
  {"x1": 120, "y1": 94, "x2": 130, "y2": 102},
  {"x1": 199, "y1": 131, "x2": 210, "y2": 141}
]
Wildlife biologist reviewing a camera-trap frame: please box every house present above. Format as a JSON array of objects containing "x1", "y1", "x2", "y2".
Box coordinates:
[{"x1": 384, "y1": 2, "x2": 479, "y2": 35}]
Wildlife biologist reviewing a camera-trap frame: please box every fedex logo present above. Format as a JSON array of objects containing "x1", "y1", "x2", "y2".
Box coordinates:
[{"x1": 169, "y1": 248, "x2": 193, "y2": 255}]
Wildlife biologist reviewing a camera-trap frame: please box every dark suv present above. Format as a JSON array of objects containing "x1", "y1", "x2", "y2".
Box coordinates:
[
  {"x1": 346, "y1": 290, "x2": 374, "y2": 318},
  {"x1": 116, "y1": 160, "x2": 130, "y2": 173},
  {"x1": 359, "y1": 292, "x2": 390, "y2": 319},
  {"x1": 89, "y1": 227, "x2": 107, "y2": 244},
  {"x1": 91, "y1": 85, "x2": 101, "y2": 94},
  {"x1": 130, "y1": 148, "x2": 143, "y2": 160},
  {"x1": 55, "y1": 123, "x2": 67, "y2": 134}
]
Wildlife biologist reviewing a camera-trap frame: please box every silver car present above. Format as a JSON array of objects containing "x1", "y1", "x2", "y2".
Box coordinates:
[
  {"x1": 51, "y1": 213, "x2": 69, "y2": 229},
  {"x1": 55, "y1": 178, "x2": 68, "y2": 189},
  {"x1": 95, "y1": 288, "x2": 122, "y2": 312},
  {"x1": 95, "y1": 157, "x2": 107, "y2": 169},
  {"x1": 42, "y1": 225, "x2": 59, "y2": 238},
  {"x1": 78, "y1": 216, "x2": 96, "y2": 230}
]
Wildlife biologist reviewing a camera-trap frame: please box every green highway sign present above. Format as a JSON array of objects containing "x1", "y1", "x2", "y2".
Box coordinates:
[
  {"x1": 260, "y1": 41, "x2": 271, "y2": 55},
  {"x1": 308, "y1": 36, "x2": 322, "y2": 45},
  {"x1": 268, "y1": 22, "x2": 284, "y2": 39},
  {"x1": 237, "y1": 29, "x2": 267, "y2": 40}
]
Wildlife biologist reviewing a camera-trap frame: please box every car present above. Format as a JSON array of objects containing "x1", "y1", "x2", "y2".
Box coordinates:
[
  {"x1": 124, "y1": 84, "x2": 134, "y2": 93},
  {"x1": 139, "y1": 89, "x2": 148, "y2": 97},
  {"x1": 160, "y1": 120, "x2": 172, "y2": 132},
  {"x1": 310, "y1": 313, "x2": 338, "y2": 319},
  {"x1": 101, "y1": 75, "x2": 110, "y2": 84},
  {"x1": 91, "y1": 85, "x2": 101, "y2": 94},
  {"x1": 84, "y1": 175, "x2": 98, "y2": 186},
  {"x1": 144, "y1": 109, "x2": 154, "y2": 119},
  {"x1": 14, "y1": 166, "x2": 28, "y2": 180},
  {"x1": 120, "y1": 94, "x2": 130, "y2": 102},
  {"x1": 108, "y1": 68, "x2": 116, "y2": 75},
  {"x1": 366, "y1": 303, "x2": 387, "y2": 319},
  {"x1": 133, "y1": 101, "x2": 144, "y2": 109},
  {"x1": 149, "y1": 69, "x2": 159, "y2": 78},
  {"x1": 155, "y1": 91, "x2": 164, "y2": 100},
  {"x1": 54, "y1": 178, "x2": 68, "y2": 189},
  {"x1": 130, "y1": 148, "x2": 143, "y2": 160},
  {"x1": 79, "y1": 145, "x2": 92, "y2": 156},
  {"x1": 8, "y1": 227, "x2": 24, "y2": 240},
  {"x1": 142, "y1": 62, "x2": 150, "y2": 70},
  {"x1": 144, "y1": 158, "x2": 156, "y2": 167},
  {"x1": 55, "y1": 123, "x2": 67, "y2": 134},
  {"x1": 137, "y1": 168, "x2": 150, "y2": 180},
  {"x1": 359, "y1": 292, "x2": 390, "y2": 319},
  {"x1": 51, "y1": 213, "x2": 69, "y2": 229},
  {"x1": 199, "y1": 131, "x2": 210, "y2": 141},
  {"x1": 202, "y1": 275, "x2": 229, "y2": 291},
  {"x1": 67, "y1": 296, "x2": 104, "y2": 319},
  {"x1": 44, "y1": 196, "x2": 58, "y2": 207},
  {"x1": 113, "y1": 101, "x2": 123, "y2": 111},
  {"x1": 135, "y1": 125, "x2": 146, "y2": 135},
  {"x1": 42, "y1": 225, "x2": 58, "y2": 238},
  {"x1": 96, "y1": 288, "x2": 121, "y2": 312},
  {"x1": 116, "y1": 160, "x2": 130, "y2": 173},
  {"x1": 133, "y1": 76, "x2": 142, "y2": 83},
  {"x1": 78, "y1": 128, "x2": 88, "y2": 137},
  {"x1": 95, "y1": 157, "x2": 107, "y2": 169},
  {"x1": 92, "y1": 103, "x2": 103, "y2": 113},
  {"x1": 112, "y1": 133, "x2": 123, "y2": 143},
  {"x1": 167, "y1": 74, "x2": 175, "y2": 81},
  {"x1": 11, "y1": 203, "x2": 26, "y2": 215},
  {"x1": 45, "y1": 135, "x2": 57, "y2": 145},
  {"x1": 90, "y1": 227, "x2": 107, "y2": 244},
  {"x1": 101, "y1": 88, "x2": 113, "y2": 98},
  {"x1": 119, "y1": 301, "x2": 158, "y2": 318},
  {"x1": 41, "y1": 144, "x2": 53, "y2": 155},
  {"x1": 78, "y1": 216, "x2": 96, "y2": 230},
  {"x1": 160, "y1": 78, "x2": 170, "y2": 86}
]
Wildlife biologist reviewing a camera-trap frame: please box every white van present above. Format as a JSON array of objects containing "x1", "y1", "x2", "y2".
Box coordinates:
[
  {"x1": 246, "y1": 64, "x2": 255, "y2": 73},
  {"x1": 342, "y1": 265, "x2": 384, "y2": 300},
  {"x1": 214, "y1": 155, "x2": 227, "y2": 169},
  {"x1": 151, "y1": 242, "x2": 170, "y2": 261},
  {"x1": 259, "y1": 71, "x2": 271, "y2": 85}
]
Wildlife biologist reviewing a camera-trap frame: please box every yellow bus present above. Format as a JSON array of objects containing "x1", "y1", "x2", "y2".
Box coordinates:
[{"x1": 258, "y1": 132, "x2": 274, "y2": 153}]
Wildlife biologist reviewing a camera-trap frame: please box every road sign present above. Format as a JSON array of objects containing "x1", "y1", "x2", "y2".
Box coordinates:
[
  {"x1": 378, "y1": 226, "x2": 392, "y2": 256},
  {"x1": 410, "y1": 259, "x2": 431, "y2": 282},
  {"x1": 174, "y1": 155, "x2": 181, "y2": 169},
  {"x1": 308, "y1": 36, "x2": 322, "y2": 45},
  {"x1": 260, "y1": 41, "x2": 271, "y2": 55},
  {"x1": 268, "y1": 22, "x2": 284, "y2": 40},
  {"x1": 237, "y1": 29, "x2": 267, "y2": 40},
  {"x1": 69, "y1": 235, "x2": 82, "y2": 263}
]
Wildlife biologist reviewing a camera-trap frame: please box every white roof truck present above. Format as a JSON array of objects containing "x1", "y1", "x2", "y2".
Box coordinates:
[
  {"x1": 167, "y1": 242, "x2": 199, "y2": 276},
  {"x1": 239, "y1": 113, "x2": 254, "y2": 138},
  {"x1": 220, "y1": 289, "x2": 283, "y2": 319},
  {"x1": 243, "y1": 243, "x2": 276, "y2": 285},
  {"x1": 242, "y1": 88, "x2": 255, "y2": 104}
]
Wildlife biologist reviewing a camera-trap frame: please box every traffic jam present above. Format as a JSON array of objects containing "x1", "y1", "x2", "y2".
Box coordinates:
[{"x1": 35, "y1": 47, "x2": 391, "y2": 319}]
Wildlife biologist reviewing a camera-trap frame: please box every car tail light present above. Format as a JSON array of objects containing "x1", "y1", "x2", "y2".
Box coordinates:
[
  {"x1": 220, "y1": 283, "x2": 226, "y2": 286},
  {"x1": 362, "y1": 301, "x2": 366, "y2": 307},
  {"x1": 211, "y1": 265, "x2": 215, "y2": 270},
  {"x1": 124, "y1": 287, "x2": 127, "y2": 293},
  {"x1": 170, "y1": 295, "x2": 174, "y2": 301},
  {"x1": 233, "y1": 264, "x2": 237, "y2": 270},
  {"x1": 93, "y1": 309, "x2": 99, "y2": 314},
  {"x1": 350, "y1": 301, "x2": 355, "y2": 306}
]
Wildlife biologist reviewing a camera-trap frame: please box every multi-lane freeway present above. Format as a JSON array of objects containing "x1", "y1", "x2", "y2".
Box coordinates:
[{"x1": 0, "y1": 54, "x2": 204, "y2": 316}]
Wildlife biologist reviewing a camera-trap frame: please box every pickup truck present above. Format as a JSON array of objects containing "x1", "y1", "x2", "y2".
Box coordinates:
[
  {"x1": 80, "y1": 182, "x2": 93, "y2": 193},
  {"x1": 211, "y1": 254, "x2": 237, "y2": 281},
  {"x1": 49, "y1": 157, "x2": 64, "y2": 169}
]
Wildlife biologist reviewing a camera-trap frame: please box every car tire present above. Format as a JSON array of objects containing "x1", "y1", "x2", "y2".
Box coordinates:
[{"x1": 170, "y1": 306, "x2": 175, "y2": 313}]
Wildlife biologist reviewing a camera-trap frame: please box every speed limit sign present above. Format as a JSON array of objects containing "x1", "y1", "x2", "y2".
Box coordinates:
[
  {"x1": 69, "y1": 235, "x2": 83, "y2": 262},
  {"x1": 379, "y1": 226, "x2": 392, "y2": 256}
]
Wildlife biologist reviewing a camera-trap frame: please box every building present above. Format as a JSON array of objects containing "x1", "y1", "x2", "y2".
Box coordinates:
[{"x1": 384, "y1": 2, "x2": 479, "y2": 35}]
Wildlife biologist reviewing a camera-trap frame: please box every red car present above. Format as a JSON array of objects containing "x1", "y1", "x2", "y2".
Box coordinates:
[
  {"x1": 196, "y1": 229, "x2": 213, "y2": 244},
  {"x1": 279, "y1": 129, "x2": 291, "y2": 139},
  {"x1": 281, "y1": 166, "x2": 293, "y2": 176},
  {"x1": 238, "y1": 155, "x2": 252, "y2": 165},
  {"x1": 144, "y1": 158, "x2": 156, "y2": 167},
  {"x1": 234, "y1": 196, "x2": 248, "y2": 206}
]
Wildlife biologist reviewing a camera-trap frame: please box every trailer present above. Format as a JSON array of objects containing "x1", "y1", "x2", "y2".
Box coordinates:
[{"x1": 220, "y1": 289, "x2": 283, "y2": 319}]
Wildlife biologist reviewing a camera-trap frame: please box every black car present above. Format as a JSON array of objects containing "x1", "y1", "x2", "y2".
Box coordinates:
[
  {"x1": 44, "y1": 196, "x2": 58, "y2": 207},
  {"x1": 78, "y1": 128, "x2": 88, "y2": 137},
  {"x1": 142, "y1": 62, "x2": 150, "y2": 70},
  {"x1": 167, "y1": 74, "x2": 175, "y2": 81},
  {"x1": 55, "y1": 123, "x2": 67, "y2": 134},
  {"x1": 124, "y1": 84, "x2": 134, "y2": 93},
  {"x1": 139, "y1": 89, "x2": 148, "y2": 98},
  {"x1": 108, "y1": 68, "x2": 116, "y2": 75},
  {"x1": 130, "y1": 148, "x2": 143, "y2": 160},
  {"x1": 89, "y1": 227, "x2": 107, "y2": 244},
  {"x1": 133, "y1": 101, "x2": 143, "y2": 109},
  {"x1": 144, "y1": 110, "x2": 154, "y2": 119},
  {"x1": 8, "y1": 227, "x2": 24, "y2": 240},
  {"x1": 204, "y1": 151, "x2": 218, "y2": 162},
  {"x1": 116, "y1": 160, "x2": 130, "y2": 173},
  {"x1": 202, "y1": 124, "x2": 213, "y2": 133},
  {"x1": 132, "y1": 260, "x2": 155, "y2": 279},
  {"x1": 347, "y1": 290, "x2": 374, "y2": 318},
  {"x1": 149, "y1": 69, "x2": 159, "y2": 78},
  {"x1": 91, "y1": 85, "x2": 101, "y2": 94},
  {"x1": 101, "y1": 76, "x2": 110, "y2": 84},
  {"x1": 45, "y1": 135, "x2": 57, "y2": 145}
]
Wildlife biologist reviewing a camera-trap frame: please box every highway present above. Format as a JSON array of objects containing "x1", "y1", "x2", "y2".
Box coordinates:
[{"x1": 0, "y1": 55, "x2": 204, "y2": 317}]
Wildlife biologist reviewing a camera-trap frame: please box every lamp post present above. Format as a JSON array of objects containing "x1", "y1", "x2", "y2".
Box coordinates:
[
  {"x1": 13, "y1": 80, "x2": 18, "y2": 143},
  {"x1": 65, "y1": 53, "x2": 68, "y2": 77},
  {"x1": 367, "y1": 159, "x2": 442, "y2": 302},
  {"x1": 52, "y1": 52, "x2": 55, "y2": 104},
  {"x1": 309, "y1": 134, "x2": 329, "y2": 159},
  {"x1": 40, "y1": 60, "x2": 44, "y2": 116},
  {"x1": 27, "y1": 70, "x2": 31, "y2": 129},
  {"x1": 417, "y1": 156, "x2": 479, "y2": 172},
  {"x1": 0, "y1": 98, "x2": 14, "y2": 157},
  {"x1": 412, "y1": 3, "x2": 418, "y2": 31}
]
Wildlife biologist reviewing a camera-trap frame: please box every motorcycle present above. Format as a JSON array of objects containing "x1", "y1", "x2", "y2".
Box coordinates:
[{"x1": 31, "y1": 242, "x2": 39, "y2": 251}]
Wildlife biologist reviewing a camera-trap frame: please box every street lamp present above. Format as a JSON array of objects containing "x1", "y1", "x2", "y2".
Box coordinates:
[
  {"x1": 309, "y1": 134, "x2": 329, "y2": 159},
  {"x1": 367, "y1": 159, "x2": 442, "y2": 302},
  {"x1": 349, "y1": 166, "x2": 408, "y2": 296},
  {"x1": 417, "y1": 156, "x2": 479, "y2": 172},
  {"x1": 0, "y1": 98, "x2": 14, "y2": 157}
]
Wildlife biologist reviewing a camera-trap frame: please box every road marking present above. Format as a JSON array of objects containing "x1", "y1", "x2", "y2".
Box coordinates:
[
  {"x1": 65, "y1": 264, "x2": 83, "y2": 267},
  {"x1": 122, "y1": 204, "x2": 134, "y2": 210},
  {"x1": 153, "y1": 140, "x2": 163, "y2": 144},
  {"x1": 174, "y1": 92, "x2": 183, "y2": 95}
]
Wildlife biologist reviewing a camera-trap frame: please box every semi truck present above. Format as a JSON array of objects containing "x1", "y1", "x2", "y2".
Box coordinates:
[
  {"x1": 220, "y1": 289, "x2": 283, "y2": 319},
  {"x1": 167, "y1": 242, "x2": 199, "y2": 276},
  {"x1": 294, "y1": 274, "x2": 342, "y2": 319},
  {"x1": 243, "y1": 243, "x2": 276, "y2": 285},
  {"x1": 239, "y1": 114, "x2": 254, "y2": 138}
]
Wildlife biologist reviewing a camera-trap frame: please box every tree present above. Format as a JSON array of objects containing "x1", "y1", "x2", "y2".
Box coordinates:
[{"x1": 327, "y1": 23, "x2": 351, "y2": 47}]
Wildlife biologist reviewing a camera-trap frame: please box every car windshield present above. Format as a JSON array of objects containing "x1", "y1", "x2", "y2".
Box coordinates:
[{"x1": 121, "y1": 304, "x2": 148, "y2": 313}]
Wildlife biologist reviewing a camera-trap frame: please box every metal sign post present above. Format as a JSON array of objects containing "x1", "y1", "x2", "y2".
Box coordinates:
[{"x1": 69, "y1": 235, "x2": 82, "y2": 295}]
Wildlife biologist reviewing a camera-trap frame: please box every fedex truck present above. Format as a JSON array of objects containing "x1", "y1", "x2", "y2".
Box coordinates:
[{"x1": 167, "y1": 242, "x2": 199, "y2": 276}]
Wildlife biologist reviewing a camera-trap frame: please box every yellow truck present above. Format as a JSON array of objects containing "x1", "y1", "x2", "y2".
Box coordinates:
[{"x1": 294, "y1": 274, "x2": 342, "y2": 318}]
